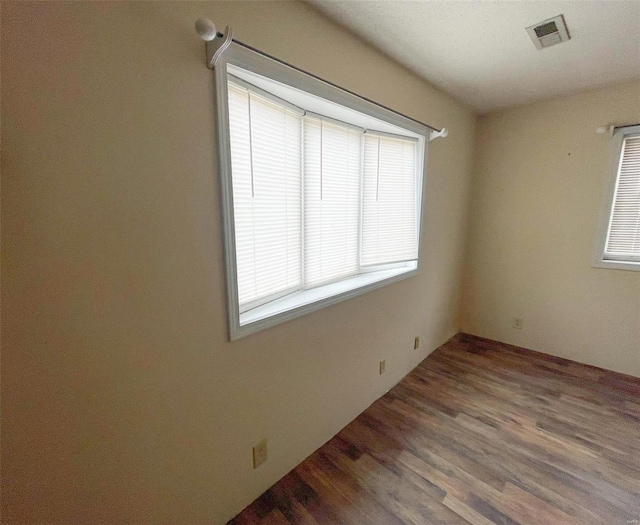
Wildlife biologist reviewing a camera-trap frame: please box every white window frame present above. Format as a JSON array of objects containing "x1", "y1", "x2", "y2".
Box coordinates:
[
  {"x1": 593, "y1": 125, "x2": 640, "y2": 272},
  {"x1": 214, "y1": 43, "x2": 429, "y2": 340}
]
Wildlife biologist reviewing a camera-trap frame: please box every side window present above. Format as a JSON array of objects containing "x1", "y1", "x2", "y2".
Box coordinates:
[{"x1": 594, "y1": 125, "x2": 640, "y2": 271}]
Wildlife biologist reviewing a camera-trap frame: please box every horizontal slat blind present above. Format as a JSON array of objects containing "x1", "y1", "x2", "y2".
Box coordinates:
[
  {"x1": 605, "y1": 135, "x2": 640, "y2": 262},
  {"x1": 304, "y1": 117, "x2": 361, "y2": 287},
  {"x1": 361, "y1": 133, "x2": 418, "y2": 266},
  {"x1": 228, "y1": 82, "x2": 302, "y2": 307}
]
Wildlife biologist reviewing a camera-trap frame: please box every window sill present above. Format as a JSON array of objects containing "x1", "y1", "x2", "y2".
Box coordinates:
[
  {"x1": 233, "y1": 262, "x2": 418, "y2": 339},
  {"x1": 592, "y1": 259, "x2": 640, "y2": 272}
]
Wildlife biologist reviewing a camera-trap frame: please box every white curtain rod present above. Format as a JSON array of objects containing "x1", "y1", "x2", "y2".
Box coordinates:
[{"x1": 195, "y1": 18, "x2": 447, "y2": 140}]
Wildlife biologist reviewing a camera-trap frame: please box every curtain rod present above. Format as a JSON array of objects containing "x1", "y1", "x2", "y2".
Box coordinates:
[
  {"x1": 195, "y1": 19, "x2": 447, "y2": 139},
  {"x1": 596, "y1": 123, "x2": 640, "y2": 136}
]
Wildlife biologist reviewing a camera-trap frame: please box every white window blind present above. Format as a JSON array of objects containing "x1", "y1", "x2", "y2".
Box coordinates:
[
  {"x1": 605, "y1": 134, "x2": 640, "y2": 262},
  {"x1": 227, "y1": 83, "x2": 303, "y2": 307},
  {"x1": 361, "y1": 133, "x2": 418, "y2": 266},
  {"x1": 303, "y1": 117, "x2": 362, "y2": 287}
]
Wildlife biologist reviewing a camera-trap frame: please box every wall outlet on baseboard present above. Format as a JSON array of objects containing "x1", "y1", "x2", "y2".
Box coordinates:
[
  {"x1": 414, "y1": 336, "x2": 420, "y2": 349},
  {"x1": 512, "y1": 317, "x2": 524, "y2": 330},
  {"x1": 379, "y1": 360, "x2": 386, "y2": 375},
  {"x1": 253, "y1": 439, "x2": 267, "y2": 469}
]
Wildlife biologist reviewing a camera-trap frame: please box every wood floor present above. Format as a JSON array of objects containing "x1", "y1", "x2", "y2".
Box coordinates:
[{"x1": 228, "y1": 334, "x2": 640, "y2": 525}]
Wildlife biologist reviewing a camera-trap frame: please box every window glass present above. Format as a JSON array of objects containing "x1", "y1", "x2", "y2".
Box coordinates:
[
  {"x1": 228, "y1": 84, "x2": 302, "y2": 308},
  {"x1": 362, "y1": 133, "x2": 418, "y2": 266},
  {"x1": 303, "y1": 116, "x2": 362, "y2": 287}
]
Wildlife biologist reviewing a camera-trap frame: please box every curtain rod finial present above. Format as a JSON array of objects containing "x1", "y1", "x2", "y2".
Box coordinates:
[
  {"x1": 196, "y1": 18, "x2": 217, "y2": 41},
  {"x1": 596, "y1": 125, "x2": 615, "y2": 136},
  {"x1": 429, "y1": 128, "x2": 448, "y2": 141}
]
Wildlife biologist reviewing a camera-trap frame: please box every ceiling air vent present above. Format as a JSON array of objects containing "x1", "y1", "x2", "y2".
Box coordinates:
[{"x1": 526, "y1": 15, "x2": 570, "y2": 50}]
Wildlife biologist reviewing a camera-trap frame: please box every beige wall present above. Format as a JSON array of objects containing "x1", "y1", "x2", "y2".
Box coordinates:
[
  {"x1": 461, "y1": 80, "x2": 640, "y2": 377},
  {"x1": 1, "y1": 2, "x2": 476, "y2": 523}
]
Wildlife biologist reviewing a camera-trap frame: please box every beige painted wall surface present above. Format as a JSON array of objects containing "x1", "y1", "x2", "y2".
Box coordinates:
[
  {"x1": 461, "y1": 80, "x2": 640, "y2": 377},
  {"x1": 1, "y1": 2, "x2": 476, "y2": 523}
]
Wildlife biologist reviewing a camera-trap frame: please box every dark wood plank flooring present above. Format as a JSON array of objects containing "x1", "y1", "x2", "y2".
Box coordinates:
[{"x1": 228, "y1": 334, "x2": 640, "y2": 525}]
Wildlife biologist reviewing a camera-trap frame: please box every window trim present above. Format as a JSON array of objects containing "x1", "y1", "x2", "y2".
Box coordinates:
[
  {"x1": 214, "y1": 43, "x2": 429, "y2": 340},
  {"x1": 239, "y1": 263, "x2": 418, "y2": 337},
  {"x1": 593, "y1": 125, "x2": 640, "y2": 272}
]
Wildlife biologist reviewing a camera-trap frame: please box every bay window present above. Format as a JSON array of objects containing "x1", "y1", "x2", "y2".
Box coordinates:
[{"x1": 214, "y1": 46, "x2": 430, "y2": 339}]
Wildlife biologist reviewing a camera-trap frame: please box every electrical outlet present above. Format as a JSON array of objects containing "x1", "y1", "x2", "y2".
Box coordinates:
[
  {"x1": 379, "y1": 360, "x2": 386, "y2": 375},
  {"x1": 414, "y1": 336, "x2": 420, "y2": 349},
  {"x1": 253, "y1": 439, "x2": 267, "y2": 469},
  {"x1": 512, "y1": 317, "x2": 523, "y2": 330}
]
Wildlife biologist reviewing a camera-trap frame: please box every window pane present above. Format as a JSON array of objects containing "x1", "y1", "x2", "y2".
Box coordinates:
[
  {"x1": 605, "y1": 135, "x2": 640, "y2": 261},
  {"x1": 361, "y1": 134, "x2": 418, "y2": 266},
  {"x1": 228, "y1": 83, "x2": 302, "y2": 306},
  {"x1": 303, "y1": 117, "x2": 361, "y2": 287}
]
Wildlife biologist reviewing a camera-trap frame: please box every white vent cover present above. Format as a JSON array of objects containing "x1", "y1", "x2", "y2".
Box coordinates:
[{"x1": 526, "y1": 15, "x2": 570, "y2": 50}]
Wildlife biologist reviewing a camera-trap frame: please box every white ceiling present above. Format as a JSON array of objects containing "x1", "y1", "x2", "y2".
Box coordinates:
[{"x1": 306, "y1": 1, "x2": 640, "y2": 114}]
